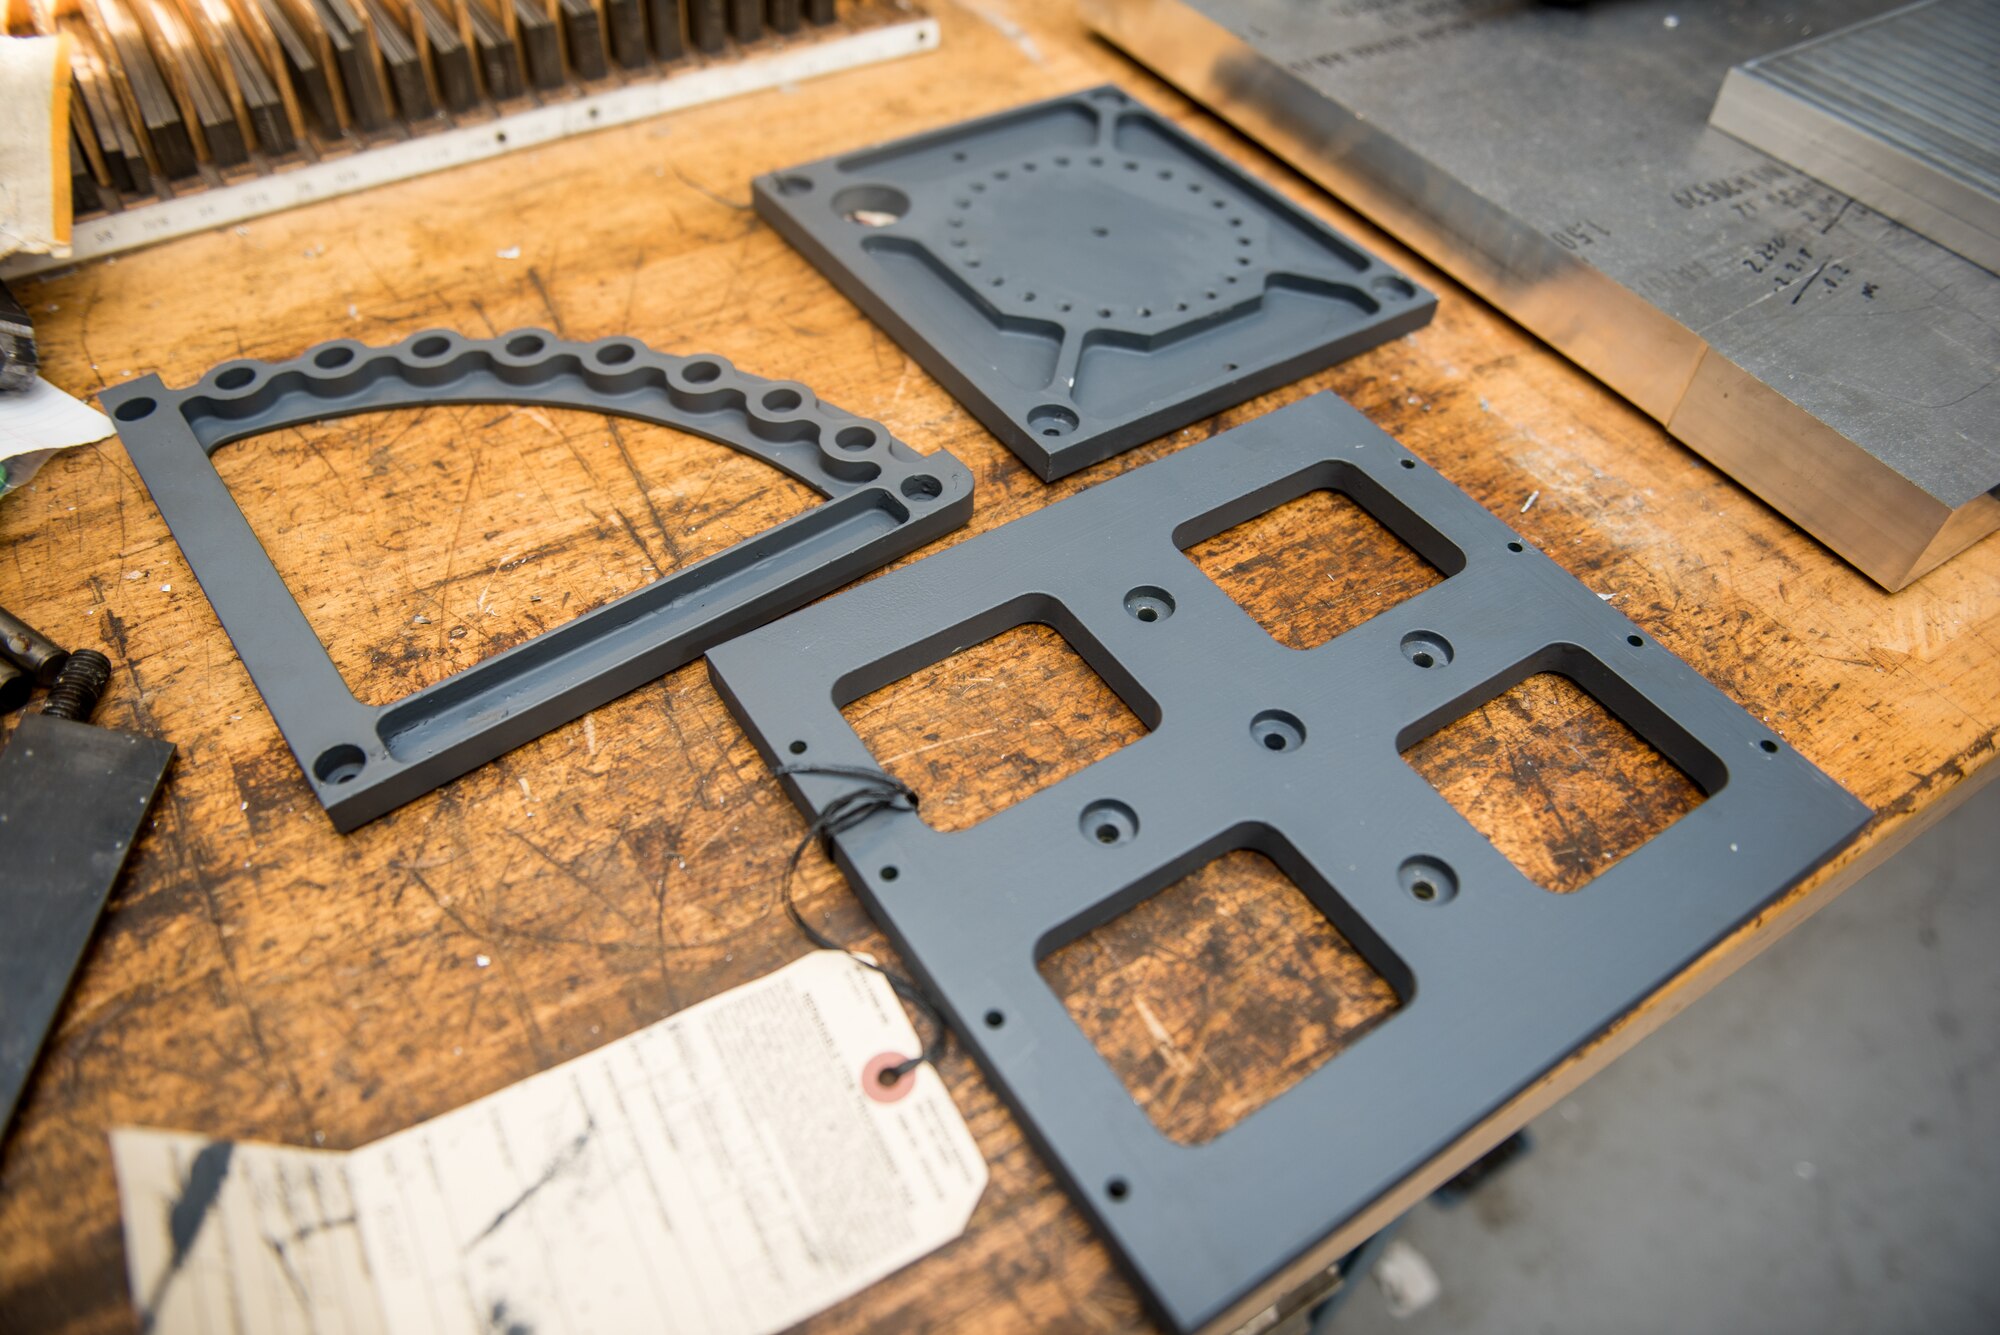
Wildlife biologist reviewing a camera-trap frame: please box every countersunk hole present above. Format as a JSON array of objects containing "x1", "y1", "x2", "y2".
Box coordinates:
[
  {"x1": 1371, "y1": 274, "x2": 1418, "y2": 301},
  {"x1": 114, "y1": 397, "x2": 156, "y2": 421},
  {"x1": 984, "y1": 1009, "x2": 1005, "y2": 1028},
  {"x1": 683, "y1": 359, "x2": 722, "y2": 383},
  {"x1": 314, "y1": 346, "x2": 355, "y2": 369},
  {"x1": 1507, "y1": 541, "x2": 1525, "y2": 552},
  {"x1": 1123, "y1": 585, "x2": 1174, "y2": 622},
  {"x1": 774, "y1": 173, "x2": 813, "y2": 195},
  {"x1": 835, "y1": 425, "x2": 877, "y2": 452},
  {"x1": 833, "y1": 183, "x2": 910, "y2": 227},
  {"x1": 763, "y1": 387, "x2": 804, "y2": 412},
  {"x1": 1628, "y1": 634, "x2": 1644, "y2": 647},
  {"x1": 1138, "y1": 307, "x2": 1152, "y2": 317},
  {"x1": 951, "y1": 150, "x2": 968, "y2": 162},
  {"x1": 1107, "y1": 1177, "x2": 1130, "y2": 1200},
  {"x1": 1223, "y1": 362, "x2": 1239, "y2": 372},
  {"x1": 901, "y1": 474, "x2": 943, "y2": 500},
  {"x1": 1400, "y1": 855, "x2": 1458, "y2": 903},
  {"x1": 1096, "y1": 306, "x2": 1113, "y2": 317},
  {"x1": 1249, "y1": 709, "x2": 1306, "y2": 753},
  {"x1": 1028, "y1": 404, "x2": 1080, "y2": 438},
  {"x1": 313, "y1": 743, "x2": 366, "y2": 785},
  {"x1": 1079, "y1": 799, "x2": 1138, "y2": 847},
  {"x1": 506, "y1": 334, "x2": 545, "y2": 356},
  {"x1": 788, "y1": 739, "x2": 808, "y2": 754},
  {"x1": 1091, "y1": 226, "x2": 1108, "y2": 237},
  {"x1": 215, "y1": 366, "x2": 254, "y2": 389},
  {"x1": 1400, "y1": 458, "x2": 1418, "y2": 469},
  {"x1": 881, "y1": 865, "x2": 900, "y2": 880},
  {"x1": 413, "y1": 335, "x2": 450, "y2": 357},
  {"x1": 1401, "y1": 631, "x2": 1453, "y2": 668},
  {"x1": 598, "y1": 342, "x2": 637, "y2": 365},
  {"x1": 1759, "y1": 739, "x2": 1780, "y2": 754}
]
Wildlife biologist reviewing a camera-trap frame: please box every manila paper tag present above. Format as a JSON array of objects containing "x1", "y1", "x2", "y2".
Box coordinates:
[{"x1": 111, "y1": 952, "x2": 987, "y2": 1335}]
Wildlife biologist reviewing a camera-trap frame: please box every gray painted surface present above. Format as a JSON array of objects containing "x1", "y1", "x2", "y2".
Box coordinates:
[{"x1": 1335, "y1": 779, "x2": 2000, "y2": 1335}]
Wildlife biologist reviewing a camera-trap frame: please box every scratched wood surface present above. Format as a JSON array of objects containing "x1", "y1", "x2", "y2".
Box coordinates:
[{"x1": 2, "y1": 0, "x2": 1998, "y2": 1330}]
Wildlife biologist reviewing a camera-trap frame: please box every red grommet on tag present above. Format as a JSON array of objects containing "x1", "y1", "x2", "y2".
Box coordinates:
[{"x1": 862, "y1": 1051, "x2": 917, "y2": 1103}]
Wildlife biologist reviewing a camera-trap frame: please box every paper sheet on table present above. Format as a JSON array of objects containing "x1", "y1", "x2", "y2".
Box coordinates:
[
  {"x1": 112, "y1": 952, "x2": 988, "y2": 1335},
  {"x1": 0, "y1": 377, "x2": 114, "y2": 494}
]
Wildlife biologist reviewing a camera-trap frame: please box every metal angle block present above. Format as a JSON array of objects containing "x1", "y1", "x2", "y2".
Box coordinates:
[
  {"x1": 100, "y1": 331, "x2": 974, "y2": 832},
  {"x1": 706, "y1": 392, "x2": 1870, "y2": 1335},
  {"x1": 752, "y1": 85, "x2": 1436, "y2": 481}
]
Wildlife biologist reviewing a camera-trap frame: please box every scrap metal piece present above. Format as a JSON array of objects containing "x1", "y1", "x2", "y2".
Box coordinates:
[
  {"x1": 707, "y1": 391, "x2": 1871, "y2": 1335},
  {"x1": 752, "y1": 85, "x2": 1435, "y2": 480},
  {"x1": 100, "y1": 329, "x2": 974, "y2": 832},
  {"x1": 0, "y1": 605, "x2": 71, "y2": 686},
  {"x1": 0, "y1": 653, "x2": 175, "y2": 1135}
]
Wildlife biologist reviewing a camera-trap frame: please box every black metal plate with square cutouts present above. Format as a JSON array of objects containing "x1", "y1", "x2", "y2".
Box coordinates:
[
  {"x1": 706, "y1": 391, "x2": 1869, "y2": 1334},
  {"x1": 99, "y1": 329, "x2": 973, "y2": 831},
  {"x1": 753, "y1": 85, "x2": 1437, "y2": 480}
]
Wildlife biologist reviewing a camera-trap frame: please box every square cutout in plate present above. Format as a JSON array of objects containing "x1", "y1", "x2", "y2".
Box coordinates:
[
  {"x1": 754, "y1": 85, "x2": 1436, "y2": 479},
  {"x1": 1042, "y1": 846, "x2": 1400, "y2": 1145}
]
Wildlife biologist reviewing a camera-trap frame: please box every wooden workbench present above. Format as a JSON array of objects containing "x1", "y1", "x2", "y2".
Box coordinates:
[{"x1": 3, "y1": 2, "x2": 1996, "y2": 1329}]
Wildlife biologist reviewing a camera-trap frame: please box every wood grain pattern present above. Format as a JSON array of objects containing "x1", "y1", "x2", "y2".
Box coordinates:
[{"x1": 0, "y1": 0, "x2": 1996, "y2": 1331}]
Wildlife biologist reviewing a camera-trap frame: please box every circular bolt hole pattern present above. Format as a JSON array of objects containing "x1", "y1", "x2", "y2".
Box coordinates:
[
  {"x1": 1250, "y1": 710, "x2": 1306, "y2": 753},
  {"x1": 1760, "y1": 739, "x2": 1780, "y2": 754},
  {"x1": 114, "y1": 397, "x2": 155, "y2": 421},
  {"x1": 506, "y1": 334, "x2": 545, "y2": 357},
  {"x1": 901, "y1": 474, "x2": 943, "y2": 501},
  {"x1": 215, "y1": 366, "x2": 254, "y2": 390},
  {"x1": 1079, "y1": 799, "x2": 1139, "y2": 847},
  {"x1": 1628, "y1": 634, "x2": 1644, "y2": 647},
  {"x1": 835, "y1": 425, "x2": 876, "y2": 452},
  {"x1": 314, "y1": 743, "x2": 367, "y2": 785},
  {"x1": 315, "y1": 346, "x2": 355, "y2": 369},
  {"x1": 1400, "y1": 458, "x2": 1418, "y2": 469},
  {"x1": 833, "y1": 183, "x2": 911, "y2": 228},
  {"x1": 1107, "y1": 1178, "x2": 1130, "y2": 1201},
  {"x1": 985, "y1": 1010, "x2": 1005, "y2": 1028},
  {"x1": 1123, "y1": 586, "x2": 1175, "y2": 622},
  {"x1": 1028, "y1": 404, "x2": 1080, "y2": 438},
  {"x1": 1507, "y1": 541, "x2": 1524, "y2": 553},
  {"x1": 1400, "y1": 855, "x2": 1459, "y2": 903},
  {"x1": 788, "y1": 739, "x2": 808, "y2": 755},
  {"x1": 682, "y1": 360, "x2": 722, "y2": 384},
  {"x1": 763, "y1": 388, "x2": 804, "y2": 412},
  {"x1": 598, "y1": 343, "x2": 637, "y2": 365},
  {"x1": 1401, "y1": 631, "x2": 1453, "y2": 669},
  {"x1": 881, "y1": 865, "x2": 900, "y2": 881},
  {"x1": 413, "y1": 335, "x2": 450, "y2": 358}
]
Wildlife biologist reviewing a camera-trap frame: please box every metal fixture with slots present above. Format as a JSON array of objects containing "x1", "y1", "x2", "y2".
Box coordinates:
[
  {"x1": 707, "y1": 391, "x2": 1870, "y2": 1335},
  {"x1": 100, "y1": 330, "x2": 974, "y2": 831},
  {"x1": 752, "y1": 85, "x2": 1435, "y2": 480}
]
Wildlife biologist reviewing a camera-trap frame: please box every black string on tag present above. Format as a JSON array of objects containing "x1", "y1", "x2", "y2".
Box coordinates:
[{"x1": 774, "y1": 763, "x2": 946, "y2": 1085}]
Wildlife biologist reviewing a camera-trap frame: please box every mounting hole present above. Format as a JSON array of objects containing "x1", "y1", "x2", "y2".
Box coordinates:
[
  {"x1": 215, "y1": 366, "x2": 255, "y2": 390},
  {"x1": 506, "y1": 334, "x2": 546, "y2": 357},
  {"x1": 1401, "y1": 631, "x2": 1453, "y2": 669},
  {"x1": 314, "y1": 346, "x2": 355, "y2": 369},
  {"x1": 1107, "y1": 1177, "x2": 1130, "y2": 1201},
  {"x1": 1627, "y1": 634, "x2": 1644, "y2": 647},
  {"x1": 1250, "y1": 709, "x2": 1306, "y2": 753},
  {"x1": 1507, "y1": 541, "x2": 1525, "y2": 553},
  {"x1": 1400, "y1": 458, "x2": 1418, "y2": 469},
  {"x1": 1028, "y1": 404, "x2": 1079, "y2": 438},
  {"x1": 1080, "y1": 799, "x2": 1138, "y2": 847},
  {"x1": 114, "y1": 397, "x2": 156, "y2": 421},
  {"x1": 881, "y1": 865, "x2": 900, "y2": 881},
  {"x1": 833, "y1": 183, "x2": 910, "y2": 228},
  {"x1": 901, "y1": 474, "x2": 943, "y2": 501},
  {"x1": 1759, "y1": 739, "x2": 1780, "y2": 754},
  {"x1": 413, "y1": 335, "x2": 450, "y2": 358},
  {"x1": 788, "y1": 739, "x2": 808, "y2": 754},
  {"x1": 313, "y1": 743, "x2": 366, "y2": 785},
  {"x1": 682, "y1": 359, "x2": 722, "y2": 384},
  {"x1": 1091, "y1": 225, "x2": 1109, "y2": 238},
  {"x1": 1400, "y1": 856, "x2": 1458, "y2": 903},
  {"x1": 774, "y1": 173, "x2": 813, "y2": 195},
  {"x1": 984, "y1": 1009, "x2": 1005, "y2": 1028},
  {"x1": 763, "y1": 387, "x2": 804, "y2": 412},
  {"x1": 1371, "y1": 275, "x2": 1417, "y2": 301},
  {"x1": 835, "y1": 425, "x2": 877, "y2": 452},
  {"x1": 1123, "y1": 586, "x2": 1174, "y2": 622},
  {"x1": 597, "y1": 342, "x2": 638, "y2": 365}
]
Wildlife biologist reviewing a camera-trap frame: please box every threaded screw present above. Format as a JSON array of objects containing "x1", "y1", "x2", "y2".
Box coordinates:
[{"x1": 42, "y1": 649, "x2": 112, "y2": 722}]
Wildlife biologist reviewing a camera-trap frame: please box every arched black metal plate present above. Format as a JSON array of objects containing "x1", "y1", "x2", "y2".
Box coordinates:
[
  {"x1": 753, "y1": 85, "x2": 1437, "y2": 480},
  {"x1": 99, "y1": 328, "x2": 974, "y2": 831}
]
